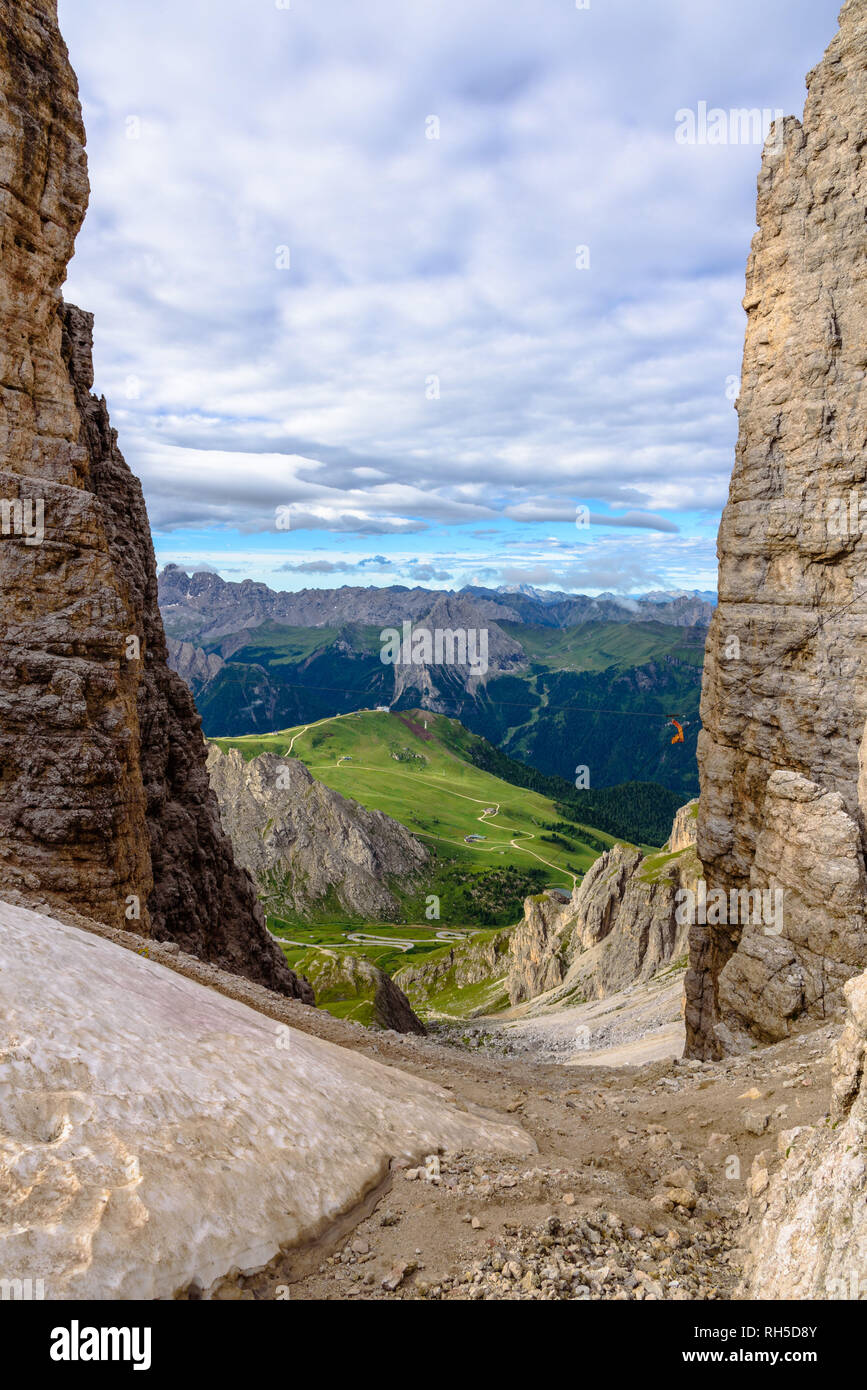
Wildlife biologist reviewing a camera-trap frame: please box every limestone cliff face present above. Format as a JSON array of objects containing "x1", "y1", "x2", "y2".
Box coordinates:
[
  {"x1": 712, "y1": 771, "x2": 867, "y2": 1047},
  {"x1": 166, "y1": 638, "x2": 225, "y2": 695},
  {"x1": 686, "y1": 0, "x2": 867, "y2": 1056},
  {"x1": 507, "y1": 892, "x2": 574, "y2": 1006},
  {"x1": 207, "y1": 746, "x2": 430, "y2": 920},
  {"x1": 0, "y1": 0, "x2": 303, "y2": 997},
  {"x1": 507, "y1": 805, "x2": 700, "y2": 1011},
  {"x1": 295, "y1": 949, "x2": 426, "y2": 1035},
  {"x1": 741, "y1": 967, "x2": 867, "y2": 1299},
  {"x1": 667, "y1": 799, "x2": 698, "y2": 853}
]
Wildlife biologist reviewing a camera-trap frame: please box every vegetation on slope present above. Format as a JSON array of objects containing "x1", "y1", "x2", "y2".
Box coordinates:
[
  {"x1": 215, "y1": 710, "x2": 624, "y2": 890},
  {"x1": 192, "y1": 618, "x2": 702, "y2": 794}
]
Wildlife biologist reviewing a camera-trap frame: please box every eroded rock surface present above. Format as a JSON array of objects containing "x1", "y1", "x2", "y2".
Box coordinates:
[
  {"x1": 207, "y1": 745, "x2": 429, "y2": 919},
  {"x1": 394, "y1": 928, "x2": 513, "y2": 1018},
  {"x1": 166, "y1": 638, "x2": 225, "y2": 694},
  {"x1": 741, "y1": 968, "x2": 867, "y2": 1299},
  {"x1": 688, "y1": 0, "x2": 867, "y2": 1055},
  {"x1": 712, "y1": 772, "x2": 867, "y2": 1046},
  {"x1": 507, "y1": 890, "x2": 575, "y2": 1006},
  {"x1": 0, "y1": 1, "x2": 298, "y2": 994}
]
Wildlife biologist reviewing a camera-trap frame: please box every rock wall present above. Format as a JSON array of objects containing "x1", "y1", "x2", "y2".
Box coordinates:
[
  {"x1": 166, "y1": 638, "x2": 225, "y2": 695},
  {"x1": 740, "y1": 967, "x2": 867, "y2": 1299},
  {"x1": 667, "y1": 799, "x2": 698, "y2": 853},
  {"x1": 687, "y1": 0, "x2": 867, "y2": 1056},
  {"x1": 507, "y1": 806, "x2": 700, "y2": 1011},
  {"x1": 207, "y1": 746, "x2": 429, "y2": 919},
  {"x1": 0, "y1": 901, "x2": 530, "y2": 1299},
  {"x1": 507, "y1": 891, "x2": 575, "y2": 1005},
  {"x1": 295, "y1": 949, "x2": 426, "y2": 1035},
  {"x1": 712, "y1": 771, "x2": 867, "y2": 1047},
  {"x1": 0, "y1": 0, "x2": 302, "y2": 996}
]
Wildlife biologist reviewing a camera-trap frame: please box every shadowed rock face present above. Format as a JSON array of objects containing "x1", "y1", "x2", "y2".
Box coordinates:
[
  {"x1": 0, "y1": 0, "x2": 306, "y2": 998},
  {"x1": 686, "y1": 0, "x2": 867, "y2": 1056},
  {"x1": 166, "y1": 639, "x2": 225, "y2": 695}
]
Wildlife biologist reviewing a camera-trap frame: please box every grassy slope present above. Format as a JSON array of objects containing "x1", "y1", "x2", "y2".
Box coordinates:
[
  {"x1": 499, "y1": 618, "x2": 705, "y2": 673},
  {"x1": 214, "y1": 708, "x2": 624, "y2": 886},
  {"x1": 196, "y1": 616, "x2": 702, "y2": 672}
]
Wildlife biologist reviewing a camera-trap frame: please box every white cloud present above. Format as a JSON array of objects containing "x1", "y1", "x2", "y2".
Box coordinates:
[{"x1": 59, "y1": 0, "x2": 840, "y2": 591}]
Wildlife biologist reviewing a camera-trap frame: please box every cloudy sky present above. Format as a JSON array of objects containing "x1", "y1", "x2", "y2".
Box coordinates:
[{"x1": 59, "y1": 0, "x2": 840, "y2": 595}]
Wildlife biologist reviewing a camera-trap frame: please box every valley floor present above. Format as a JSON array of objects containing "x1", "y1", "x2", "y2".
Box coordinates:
[{"x1": 443, "y1": 972, "x2": 687, "y2": 1069}]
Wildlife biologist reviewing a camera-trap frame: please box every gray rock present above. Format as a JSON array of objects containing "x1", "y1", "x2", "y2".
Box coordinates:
[
  {"x1": 686, "y1": 0, "x2": 867, "y2": 1056},
  {"x1": 742, "y1": 1109, "x2": 771, "y2": 1137},
  {"x1": 207, "y1": 745, "x2": 429, "y2": 920},
  {"x1": 741, "y1": 970, "x2": 867, "y2": 1299}
]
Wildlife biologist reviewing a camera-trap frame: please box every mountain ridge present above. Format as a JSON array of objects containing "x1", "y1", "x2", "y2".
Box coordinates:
[
  {"x1": 161, "y1": 569, "x2": 706, "y2": 796},
  {"x1": 159, "y1": 564, "x2": 716, "y2": 639}
]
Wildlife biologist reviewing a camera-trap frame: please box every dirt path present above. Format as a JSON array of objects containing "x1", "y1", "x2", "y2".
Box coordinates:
[
  {"x1": 260, "y1": 1018, "x2": 834, "y2": 1302},
  {"x1": 285, "y1": 709, "x2": 354, "y2": 754}
]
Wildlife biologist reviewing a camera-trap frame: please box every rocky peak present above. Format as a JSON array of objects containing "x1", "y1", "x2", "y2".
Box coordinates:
[
  {"x1": 166, "y1": 638, "x2": 226, "y2": 694},
  {"x1": 507, "y1": 802, "x2": 700, "y2": 1011}
]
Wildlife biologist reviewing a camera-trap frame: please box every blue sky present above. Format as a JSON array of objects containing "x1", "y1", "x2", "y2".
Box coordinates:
[{"x1": 59, "y1": 0, "x2": 842, "y2": 595}]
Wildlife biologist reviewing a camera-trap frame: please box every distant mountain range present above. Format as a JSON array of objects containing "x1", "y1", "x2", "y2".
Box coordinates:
[
  {"x1": 494, "y1": 582, "x2": 717, "y2": 609},
  {"x1": 160, "y1": 567, "x2": 710, "y2": 796},
  {"x1": 160, "y1": 566, "x2": 715, "y2": 637}
]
